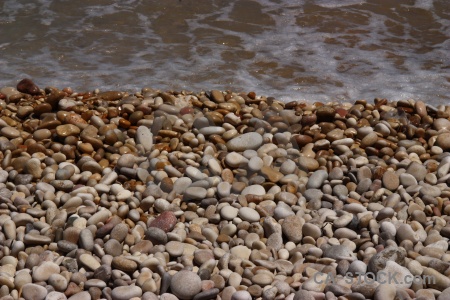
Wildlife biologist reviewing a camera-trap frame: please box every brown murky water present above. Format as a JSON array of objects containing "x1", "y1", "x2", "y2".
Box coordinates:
[{"x1": 1, "y1": 0, "x2": 449, "y2": 104}]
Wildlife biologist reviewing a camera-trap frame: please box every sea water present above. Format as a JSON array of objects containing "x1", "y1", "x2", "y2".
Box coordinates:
[{"x1": 0, "y1": 0, "x2": 449, "y2": 104}]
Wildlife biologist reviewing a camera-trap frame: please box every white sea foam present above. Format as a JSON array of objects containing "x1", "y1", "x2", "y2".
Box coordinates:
[{"x1": 0, "y1": 0, "x2": 448, "y2": 104}]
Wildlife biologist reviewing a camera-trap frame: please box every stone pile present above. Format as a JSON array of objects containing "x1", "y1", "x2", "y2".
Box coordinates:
[{"x1": 0, "y1": 80, "x2": 449, "y2": 300}]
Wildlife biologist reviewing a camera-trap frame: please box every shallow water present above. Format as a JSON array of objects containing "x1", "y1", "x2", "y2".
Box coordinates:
[{"x1": 0, "y1": 0, "x2": 449, "y2": 104}]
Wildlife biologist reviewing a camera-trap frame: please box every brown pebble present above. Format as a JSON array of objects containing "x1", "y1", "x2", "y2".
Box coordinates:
[{"x1": 17, "y1": 78, "x2": 40, "y2": 95}]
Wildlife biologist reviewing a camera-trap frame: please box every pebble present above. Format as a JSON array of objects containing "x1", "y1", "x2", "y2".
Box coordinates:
[
  {"x1": 112, "y1": 286, "x2": 143, "y2": 300},
  {"x1": 307, "y1": 170, "x2": 328, "y2": 189},
  {"x1": 149, "y1": 211, "x2": 177, "y2": 232},
  {"x1": 231, "y1": 291, "x2": 252, "y2": 300},
  {"x1": 56, "y1": 124, "x2": 80, "y2": 137},
  {"x1": 230, "y1": 245, "x2": 251, "y2": 260},
  {"x1": 221, "y1": 205, "x2": 239, "y2": 220},
  {"x1": 406, "y1": 161, "x2": 427, "y2": 181},
  {"x1": 136, "y1": 126, "x2": 153, "y2": 152},
  {"x1": 241, "y1": 185, "x2": 265, "y2": 196},
  {"x1": 226, "y1": 132, "x2": 263, "y2": 151},
  {"x1": 281, "y1": 215, "x2": 304, "y2": 243},
  {"x1": 382, "y1": 170, "x2": 399, "y2": 191},
  {"x1": 22, "y1": 283, "x2": 48, "y2": 300},
  {"x1": 238, "y1": 207, "x2": 260, "y2": 222},
  {"x1": 302, "y1": 223, "x2": 322, "y2": 239},
  {"x1": 32, "y1": 261, "x2": 60, "y2": 282},
  {"x1": 436, "y1": 133, "x2": 450, "y2": 151},
  {"x1": 184, "y1": 186, "x2": 207, "y2": 201},
  {"x1": 79, "y1": 254, "x2": 101, "y2": 271},
  {"x1": 170, "y1": 270, "x2": 202, "y2": 299},
  {"x1": 165, "y1": 241, "x2": 184, "y2": 257}
]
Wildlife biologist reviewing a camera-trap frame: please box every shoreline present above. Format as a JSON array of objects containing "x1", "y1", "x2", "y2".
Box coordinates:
[{"x1": 0, "y1": 80, "x2": 449, "y2": 300}]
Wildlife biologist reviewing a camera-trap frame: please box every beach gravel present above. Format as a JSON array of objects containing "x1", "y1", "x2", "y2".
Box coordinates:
[{"x1": 0, "y1": 81, "x2": 449, "y2": 299}]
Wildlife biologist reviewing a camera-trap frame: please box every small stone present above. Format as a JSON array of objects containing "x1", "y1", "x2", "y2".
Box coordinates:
[
  {"x1": 419, "y1": 184, "x2": 441, "y2": 197},
  {"x1": 79, "y1": 228, "x2": 95, "y2": 252},
  {"x1": 184, "y1": 187, "x2": 207, "y2": 201},
  {"x1": 260, "y1": 166, "x2": 283, "y2": 183},
  {"x1": 210, "y1": 90, "x2": 224, "y2": 102},
  {"x1": 399, "y1": 173, "x2": 417, "y2": 187},
  {"x1": 230, "y1": 245, "x2": 251, "y2": 260},
  {"x1": 104, "y1": 239, "x2": 123, "y2": 256},
  {"x1": 165, "y1": 241, "x2": 184, "y2": 257},
  {"x1": 48, "y1": 273, "x2": 69, "y2": 292},
  {"x1": 32, "y1": 261, "x2": 60, "y2": 282},
  {"x1": 136, "y1": 126, "x2": 153, "y2": 152},
  {"x1": 112, "y1": 257, "x2": 138, "y2": 273},
  {"x1": 220, "y1": 205, "x2": 239, "y2": 220},
  {"x1": 367, "y1": 246, "x2": 406, "y2": 274},
  {"x1": 406, "y1": 161, "x2": 427, "y2": 181},
  {"x1": 17, "y1": 78, "x2": 40, "y2": 95},
  {"x1": 382, "y1": 170, "x2": 399, "y2": 191},
  {"x1": 306, "y1": 170, "x2": 328, "y2": 189},
  {"x1": 281, "y1": 215, "x2": 304, "y2": 243},
  {"x1": 170, "y1": 270, "x2": 202, "y2": 299},
  {"x1": 117, "y1": 153, "x2": 136, "y2": 168},
  {"x1": 379, "y1": 260, "x2": 413, "y2": 288},
  {"x1": 423, "y1": 267, "x2": 450, "y2": 291},
  {"x1": 396, "y1": 223, "x2": 419, "y2": 244},
  {"x1": 226, "y1": 132, "x2": 263, "y2": 152},
  {"x1": 98, "y1": 91, "x2": 123, "y2": 101},
  {"x1": 238, "y1": 207, "x2": 260, "y2": 223},
  {"x1": 415, "y1": 100, "x2": 427, "y2": 117},
  {"x1": 46, "y1": 291, "x2": 67, "y2": 300},
  {"x1": 56, "y1": 124, "x2": 80, "y2": 137},
  {"x1": 241, "y1": 185, "x2": 265, "y2": 196},
  {"x1": 248, "y1": 156, "x2": 264, "y2": 172},
  {"x1": 79, "y1": 254, "x2": 101, "y2": 271},
  {"x1": 110, "y1": 223, "x2": 129, "y2": 242},
  {"x1": 302, "y1": 223, "x2": 321, "y2": 239},
  {"x1": 0, "y1": 126, "x2": 20, "y2": 139},
  {"x1": 373, "y1": 284, "x2": 396, "y2": 300},
  {"x1": 298, "y1": 157, "x2": 319, "y2": 171},
  {"x1": 438, "y1": 287, "x2": 450, "y2": 300},
  {"x1": 22, "y1": 283, "x2": 48, "y2": 300},
  {"x1": 323, "y1": 245, "x2": 354, "y2": 260},
  {"x1": 293, "y1": 290, "x2": 315, "y2": 300},
  {"x1": 111, "y1": 286, "x2": 143, "y2": 300},
  {"x1": 145, "y1": 227, "x2": 168, "y2": 245},
  {"x1": 67, "y1": 291, "x2": 90, "y2": 300},
  {"x1": 149, "y1": 211, "x2": 177, "y2": 233},
  {"x1": 231, "y1": 290, "x2": 252, "y2": 300},
  {"x1": 225, "y1": 152, "x2": 248, "y2": 168},
  {"x1": 361, "y1": 132, "x2": 378, "y2": 147}
]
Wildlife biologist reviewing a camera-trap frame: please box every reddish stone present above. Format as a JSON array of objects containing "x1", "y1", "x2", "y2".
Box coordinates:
[
  {"x1": 180, "y1": 107, "x2": 194, "y2": 115},
  {"x1": 335, "y1": 108, "x2": 348, "y2": 117},
  {"x1": 433, "y1": 206, "x2": 441, "y2": 217},
  {"x1": 98, "y1": 91, "x2": 123, "y2": 101},
  {"x1": 64, "y1": 282, "x2": 82, "y2": 297},
  {"x1": 149, "y1": 211, "x2": 177, "y2": 233},
  {"x1": 17, "y1": 78, "x2": 40, "y2": 95},
  {"x1": 301, "y1": 114, "x2": 317, "y2": 126},
  {"x1": 33, "y1": 103, "x2": 52, "y2": 117},
  {"x1": 290, "y1": 134, "x2": 313, "y2": 149},
  {"x1": 96, "y1": 216, "x2": 122, "y2": 238},
  {"x1": 247, "y1": 91, "x2": 256, "y2": 99}
]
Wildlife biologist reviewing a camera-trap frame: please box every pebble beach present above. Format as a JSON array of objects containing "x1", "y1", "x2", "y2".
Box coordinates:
[{"x1": 0, "y1": 79, "x2": 450, "y2": 300}]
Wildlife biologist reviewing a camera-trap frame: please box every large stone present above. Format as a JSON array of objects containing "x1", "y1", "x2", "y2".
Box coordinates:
[
  {"x1": 436, "y1": 133, "x2": 450, "y2": 151},
  {"x1": 226, "y1": 132, "x2": 263, "y2": 152},
  {"x1": 170, "y1": 270, "x2": 202, "y2": 299},
  {"x1": 368, "y1": 246, "x2": 406, "y2": 274}
]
